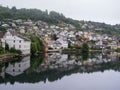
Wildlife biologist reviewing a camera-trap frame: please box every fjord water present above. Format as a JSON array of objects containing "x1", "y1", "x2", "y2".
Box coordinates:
[{"x1": 0, "y1": 52, "x2": 120, "y2": 90}]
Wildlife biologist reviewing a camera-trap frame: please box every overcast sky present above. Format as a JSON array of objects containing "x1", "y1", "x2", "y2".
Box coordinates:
[{"x1": 0, "y1": 0, "x2": 120, "y2": 25}]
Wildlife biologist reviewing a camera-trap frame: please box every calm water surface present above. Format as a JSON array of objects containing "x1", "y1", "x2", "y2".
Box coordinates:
[{"x1": 0, "y1": 52, "x2": 120, "y2": 90}]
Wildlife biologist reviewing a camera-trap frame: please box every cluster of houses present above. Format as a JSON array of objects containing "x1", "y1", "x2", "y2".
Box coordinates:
[{"x1": 0, "y1": 19, "x2": 120, "y2": 55}]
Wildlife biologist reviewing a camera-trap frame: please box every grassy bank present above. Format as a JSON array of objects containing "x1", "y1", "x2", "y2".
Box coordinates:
[{"x1": 0, "y1": 53, "x2": 20, "y2": 62}]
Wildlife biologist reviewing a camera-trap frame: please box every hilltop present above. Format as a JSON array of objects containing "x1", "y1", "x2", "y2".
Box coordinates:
[{"x1": 0, "y1": 6, "x2": 120, "y2": 35}]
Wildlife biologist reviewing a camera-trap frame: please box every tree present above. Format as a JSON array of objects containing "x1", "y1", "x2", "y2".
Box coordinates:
[
  {"x1": 30, "y1": 35, "x2": 44, "y2": 55},
  {"x1": 81, "y1": 42, "x2": 89, "y2": 52},
  {"x1": 31, "y1": 43, "x2": 38, "y2": 55},
  {"x1": 0, "y1": 26, "x2": 6, "y2": 31},
  {"x1": 11, "y1": 6, "x2": 17, "y2": 12},
  {"x1": 5, "y1": 43, "x2": 9, "y2": 50},
  {"x1": 52, "y1": 34, "x2": 58, "y2": 40},
  {"x1": 82, "y1": 52, "x2": 89, "y2": 60},
  {"x1": 0, "y1": 46, "x2": 4, "y2": 54}
]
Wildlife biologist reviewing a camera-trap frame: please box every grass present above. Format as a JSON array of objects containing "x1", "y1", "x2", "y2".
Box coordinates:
[{"x1": 0, "y1": 53, "x2": 19, "y2": 58}]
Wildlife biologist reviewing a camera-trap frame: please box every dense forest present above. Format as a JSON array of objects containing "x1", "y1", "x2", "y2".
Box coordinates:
[
  {"x1": 0, "y1": 6, "x2": 120, "y2": 35},
  {"x1": 0, "y1": 6, "x2": 80, "y2": 27}
]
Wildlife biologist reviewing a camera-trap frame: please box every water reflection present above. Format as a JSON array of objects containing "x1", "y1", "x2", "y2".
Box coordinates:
[
  {"x1": 0, "y1": 52, "x2": 120, "y2": 85},
  {"x1": 5, "y1": 56, "x2": 30, "y2": 76}
]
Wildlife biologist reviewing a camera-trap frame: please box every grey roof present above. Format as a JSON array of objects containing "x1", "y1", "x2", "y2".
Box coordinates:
[
  {"x1": 8, "y1": 30, "x2": 17, "y2": 36},
  {"x1": 18, "y1": 35, "x2": 30, "y2": 41},
  {"x1": 8, "y1": 30, "x2": 30, "y2": 41}
]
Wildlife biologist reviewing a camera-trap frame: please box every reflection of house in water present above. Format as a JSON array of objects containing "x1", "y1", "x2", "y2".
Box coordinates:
[
  {"x1": 44, "y1": 53, "x2": 68, "y2": 64},
  {"x1": 5, "y1": 56, "x2": 30, "y2": 76},
  {"x1": 83, "y1": 53, "x2": 119, "y2": 65},
  {"x1": 35, "y1": 52, "x2": 120, "y2": 74},
  {"x1": 36, "y1": 53, "x2": 82, "y2": 72},
  {"x1": 0, "y1": 53, "x2": 119, "y2": 84},
  {"x1": 0, "y1": 66, "x2": 5, "y2": 79}
]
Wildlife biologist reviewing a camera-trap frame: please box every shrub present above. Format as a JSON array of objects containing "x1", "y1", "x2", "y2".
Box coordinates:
[
  {"x1": 5, "y1": 43, "x2": 9, "y2": 50},
  {"x1": 0, "y1": 46, "x2": 4, "y2": 54},
  {"x1": 116, "y1": 48, "x2": 120, "y2": 52},
  {"x1": 9, "y1": 48, "x2": 22, "y2": 54}
]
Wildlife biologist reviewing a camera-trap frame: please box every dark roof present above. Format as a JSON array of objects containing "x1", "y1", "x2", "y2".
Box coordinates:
[
  {"x1": 18, "y1": 35, "x2": 30, "y2": 41},
  {"x1": 8, "y1": 30, "x2": 30, "y2": 41},
  {"x1": 0, "y1": 31, "x2": 6, "y2": 38},
  {"x1": 8, "y1": 30, "x2": 17, "y2": 36}
]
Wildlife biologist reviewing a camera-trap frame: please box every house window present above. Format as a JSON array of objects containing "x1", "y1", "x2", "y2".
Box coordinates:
[
  {"x1": 19, "y1": 40, "x2": 21, "y2": 43},
  {"x1": 14, "y1": 40, "x2": 15, "y2": 43},
  {"x1": 19, "y1": 45, "x2": 21, "y2": 48}
]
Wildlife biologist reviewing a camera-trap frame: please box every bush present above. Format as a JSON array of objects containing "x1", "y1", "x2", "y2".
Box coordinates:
[
  {"x1": 116, "y1": 48, "x2": 120, "y2": 52},
  {"x1": 0, "y1": 26, "x2": 7, "y2": 31},
  {"x1": 75, "y1": 46, "x2": 81, "y2": 49},
  {"x1": 5, "y1": 43, "x2": 9, "y2": 50},
  {"x1": 0, "y1": 46, "x2": 4, "y2": 54},
  {"x1": 9, "y1": 48, "x2": 22, "y2": 54}
]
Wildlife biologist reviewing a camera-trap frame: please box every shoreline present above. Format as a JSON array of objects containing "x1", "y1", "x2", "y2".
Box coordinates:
[
  {"x1": 0, "y1": 50, "x2": 119, "y2": 63},
  {"x1": 0, "y1": 53, "x2": 30, "y2": 63}
]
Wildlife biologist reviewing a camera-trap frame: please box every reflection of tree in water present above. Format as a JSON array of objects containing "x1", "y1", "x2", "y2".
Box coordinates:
[
  {"x1": 0, "y1": 53, "x2": 120, "y2": 85},
  {"x1": 30, "y1": 55, "x2": 44, "y2": 69},
  {"x1": 82, "y1": 52, "x2": 89, "y2": 60},
  {"x1": 69, "y1": 52, "x2": 89, "y2": 61},
  {"x1": 0, "y1": 63, "x2": 4, "y2": 72}
]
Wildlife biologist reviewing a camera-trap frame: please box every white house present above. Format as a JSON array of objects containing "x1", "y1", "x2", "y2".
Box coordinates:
[
  {"x1": 95, "y1": 40, "x2": 103, "y2": 45},
  {"x1": 0, "y1": 31, "x2": 6, "y2": 48},
  {"x1": 56, "y1": 38, "x2": 68, "y2": 48},
  {"x1": 48, "y1": 38, "x2": 68, "y2": 49},
  {"x1": 89, "y1": 34, "x2": 97, "y2": 41},
  {"x1": 19, "y1": 26, "x2": 25, "y2": 34},
  {"x1": 48, "y1": 40, "x2": 55, "y2": 49},
  {"x1": 4, "y1": 30, "x2": 31, "y2": 55}
]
